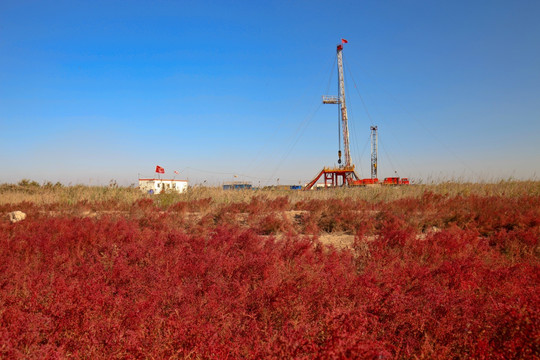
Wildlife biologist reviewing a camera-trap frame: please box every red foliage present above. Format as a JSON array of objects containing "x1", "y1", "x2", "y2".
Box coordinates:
[{"x1": 0, "y1": 194, "x2": 538, "y2": 358}]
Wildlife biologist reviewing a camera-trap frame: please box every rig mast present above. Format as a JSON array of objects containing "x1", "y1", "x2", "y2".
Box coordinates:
[
  {"x1": 304, "y1": 39, "x2": 363, "y2": 190},
  {"x1": 370, "y1": 126, "x2": 378, "y2": 179},
  {"x1": 322, "y1": 41, "x2": 351, "y2": 167}
]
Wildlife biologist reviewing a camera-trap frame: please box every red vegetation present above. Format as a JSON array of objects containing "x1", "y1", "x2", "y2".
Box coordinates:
[{"x1": 1, "y1": 194, "x2": 538, "y2": 358}]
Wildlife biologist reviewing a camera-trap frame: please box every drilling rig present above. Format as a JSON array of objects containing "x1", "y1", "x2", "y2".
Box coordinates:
[
  {"x1": 304, "y1": 39, "x2": 363, "y2": 189},
  {"x1": 303, "y1": 40, "x2": 409, "y2": 189}
]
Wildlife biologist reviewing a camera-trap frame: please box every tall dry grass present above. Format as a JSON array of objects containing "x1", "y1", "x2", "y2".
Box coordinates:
[
  {"x1": 1, "y1": 180, "x2": 539, "y2": 209},
  {"x1": 0, "y1": 183, "x2": 142, "y2": 207}
]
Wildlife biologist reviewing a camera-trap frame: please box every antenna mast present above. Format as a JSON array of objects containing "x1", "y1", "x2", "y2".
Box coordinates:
[
  {"x1": 370, "y1": 126, "x2": 378, "y2": 179},
  {"x1": 323, "y1": 39, "x2": 351, "y2": 168}
]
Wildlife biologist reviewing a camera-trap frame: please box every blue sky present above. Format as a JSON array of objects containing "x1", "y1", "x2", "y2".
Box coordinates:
[{"x1": 1, "y1": 0, "x2": 539, "y2": 185}]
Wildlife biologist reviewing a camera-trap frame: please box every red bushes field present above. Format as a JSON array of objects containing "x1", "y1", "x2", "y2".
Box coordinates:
[{"x1": 1, "y1": 192, "x2": 539, "y2": 359}]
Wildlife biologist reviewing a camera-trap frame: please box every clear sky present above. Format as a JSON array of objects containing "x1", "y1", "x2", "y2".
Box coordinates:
[{"x1": 1, "y1": 0, "x2": 539, "y2": 186}]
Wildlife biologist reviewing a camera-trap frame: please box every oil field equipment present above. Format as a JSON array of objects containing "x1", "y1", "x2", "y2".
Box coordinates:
[
  {"x1": 304, "y1": 40, "x2": 409, "y2": 189},
  {"x1": 305, "y1": 39, "x2": 363, "y2": 190}
]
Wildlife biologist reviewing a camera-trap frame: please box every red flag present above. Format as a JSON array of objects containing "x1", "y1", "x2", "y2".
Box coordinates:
[
  {"x1": 341, "y1": 38, "x2": 348, "y2": 43},
  {"x1": 174, "y1": 170, "x2": 179, "y2": 174},
  {"x1": 155, "y1": 165, "x2": 165, "y2": 174}
]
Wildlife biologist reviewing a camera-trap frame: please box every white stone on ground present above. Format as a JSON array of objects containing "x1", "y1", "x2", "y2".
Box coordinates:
[{"x1": 8, "y1": 211, "x2": 26, "y2": 223}]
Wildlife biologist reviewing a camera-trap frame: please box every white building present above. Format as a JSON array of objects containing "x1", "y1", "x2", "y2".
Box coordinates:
[{"x1": 138, "y1": 178, "x2": 188, "y2": 194}]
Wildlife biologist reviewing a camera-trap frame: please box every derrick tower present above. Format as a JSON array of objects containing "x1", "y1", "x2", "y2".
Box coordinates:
[
  {"x1": 322, "y1": 40, "x2": 351, "y2": 167},
  {"x1": 304, "y1": 39, "x2": 362, "y2": 190}
]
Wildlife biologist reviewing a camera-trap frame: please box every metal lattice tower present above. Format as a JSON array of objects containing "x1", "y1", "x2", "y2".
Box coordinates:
[
  {"x1": 370, "y1": 126, "x2": 378, "y2": 179},
  {"x1": 322, "y1": 41, "x2": 351, "y2": 168}
]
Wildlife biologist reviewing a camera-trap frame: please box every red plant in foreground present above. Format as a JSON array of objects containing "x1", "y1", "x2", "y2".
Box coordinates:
[{"x1": 0, "y1": 194, "x2": 538, "y2": 359}]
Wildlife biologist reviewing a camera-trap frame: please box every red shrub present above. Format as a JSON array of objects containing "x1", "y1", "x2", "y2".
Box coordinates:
[{"x1": 0, "y1": 194, "x2": 538, "y2": 358}]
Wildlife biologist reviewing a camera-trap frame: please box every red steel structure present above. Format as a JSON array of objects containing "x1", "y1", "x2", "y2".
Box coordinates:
[{"x1": 304, "y1": 166, "x2": 362, "y2": 189}]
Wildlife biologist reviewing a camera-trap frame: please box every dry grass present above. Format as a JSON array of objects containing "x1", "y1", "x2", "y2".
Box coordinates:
[
  {"x1": 1, "y1": 180, "x2": 539, "y2": 207},
  {"x1": 0, "y1": 184, "x2": 142, "y2": 206}
]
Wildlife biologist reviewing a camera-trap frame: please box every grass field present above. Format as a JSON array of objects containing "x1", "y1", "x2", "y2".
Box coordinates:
[
  {"x1": 2, "y1": 179, "x2": 539, "y2": 207},
  {"x1": 1, "y1": 181, "x2": 539, "y2": 358}
]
